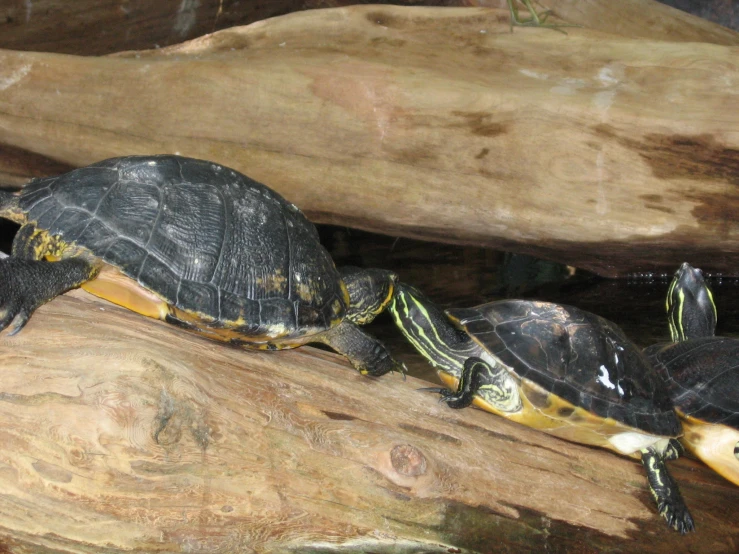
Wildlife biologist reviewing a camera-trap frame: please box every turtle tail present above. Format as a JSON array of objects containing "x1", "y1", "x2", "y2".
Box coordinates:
[{"x1": 0, "y1": 188, "x2": 24, "y2": 223}]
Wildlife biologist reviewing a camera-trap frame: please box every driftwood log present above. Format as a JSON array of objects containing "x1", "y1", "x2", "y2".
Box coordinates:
[
  {"x1": 1, "y1": 4, "x2": 739, "y2": 276},
  {"x1": 0, "y1": 291, "x2": 737, "y2": 553},
  {"x1": 1, "y1": 1, "x2": 737, "y2": 56}
]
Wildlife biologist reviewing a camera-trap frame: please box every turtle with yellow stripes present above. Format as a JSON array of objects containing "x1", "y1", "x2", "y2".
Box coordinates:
[
  {"x1": 389, "y1": 282, "x2": 694, "y2": 532},
  {"x1": 645, "y1": 263, "x2": 739, "y2": 487}
]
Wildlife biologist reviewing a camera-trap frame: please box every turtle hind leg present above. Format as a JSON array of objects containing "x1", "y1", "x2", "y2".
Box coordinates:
[
  {"x1": 0, "y1": 257, "x2": 99, "y2": 335},
  {"x1": 424, "y1": 357, "x2": 491, "y2": 409},
  {"x1": 640, "y1": 446, "x2": 695, "y2": 533},
  {"x1": 317, "y1": 319, "x2": 406, "y2": 377}
]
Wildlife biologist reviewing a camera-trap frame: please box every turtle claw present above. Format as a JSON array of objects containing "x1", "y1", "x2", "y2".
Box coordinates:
[
  {"x1": 0, "y1": 257, "x2": 96, "y2": 336},
  {"x1": 8, "y1": 310, "x2": 31, "y2": 336},
  {"x1": 0, "y1": 263, "x2": 42, "y2": 336},
  {"x1": 417, "y1": 386, "x2": 472, "y2": 409},
  {"x1": 0, "y1": 309, "x2": 16, "y2": 333},
  {"x1": 0, "y1": 300, "x2": 35, "y2": 336},
  {"x1": 417, "y1": 386, "x2": 449, "y2": 394},
  {"x1": 660, "y1": 499, "x2": 695, "y2": 534},
  {"x1": 395, "y1": 362, "x2": 408, "y2": 381}
]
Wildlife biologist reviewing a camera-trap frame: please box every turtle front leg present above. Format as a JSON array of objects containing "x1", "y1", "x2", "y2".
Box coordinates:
[
  {"x1": 640, "y1": 444, "x2": 695, "y2": 533},
  {"x1": 0, "y1": 257, "x2": 99, "y2": 335},
  {"x1": 318, "y1": 319, "x2": 406, "y2": 377},
  {"x1": 424, "y1": 357, "x2": 522, "y2": 413}
]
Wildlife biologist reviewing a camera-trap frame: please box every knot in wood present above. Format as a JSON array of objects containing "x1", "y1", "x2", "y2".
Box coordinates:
[{"x1": 390, "y1": 444, "x2": 427, "y2": 477}]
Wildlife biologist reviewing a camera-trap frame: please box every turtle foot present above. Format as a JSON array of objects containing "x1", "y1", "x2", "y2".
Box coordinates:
[
  {"x1": 362, "y1": 357, "x2": 407, "y2": 379},
  {"x1": 438, "y1": 389, "x2": 474, "y2": 409},
  {"x1": 416, "y1": 385, "x2": 473, "y2": 409},
  {"x1": 0, "y1": 257, "x2": 97, "y2": 335},
  {"x1": 657, "y1": 497, "x2": 695, "y2": 534},
  {"x1": 321, "y1": 319, "x2": 406, "y2": 378},
  {"x1": 0, "y1": 259, "x2": 47, "y2": 335}
]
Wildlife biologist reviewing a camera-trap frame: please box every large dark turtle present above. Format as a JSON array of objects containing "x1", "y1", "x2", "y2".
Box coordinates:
[
  {"x1": 644, "y1": 263, "x2": 739, "y2": 487},
  {"x1": 0, "y1": 155, "x2": 404, "y2": 376},
  {"x1": 389, "y1": 282, "x2": 693, "y2": 532}
]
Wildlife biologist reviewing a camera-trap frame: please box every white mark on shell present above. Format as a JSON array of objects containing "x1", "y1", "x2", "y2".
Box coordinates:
[{"x1": 597, "y1": 365, "x2": 616, "y2": 390}]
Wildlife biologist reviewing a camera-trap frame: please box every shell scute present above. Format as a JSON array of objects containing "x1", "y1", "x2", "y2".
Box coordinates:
[
  {"x1": 18, "y1": 155, "x2": 347, "y2": 339},
  {"x1": 257, "y1": 298, "x2": 297, "y2": 336},
  {"x1": 138, "y1": 256, "x2": 181, "y2": 305},
  {"x1": 103, "y1": 239, "x2": 149, "y2": 274},
  {"x1": 75, "y1": 218, "x2": 117, "y2": 253},
  {"x1": 97, "y1": 181, "x2": 161, "y2": 241},
  {"x1": 450, "y1": 300, "x2": 680, "y2": 436},
  {"x1": 646, "y1": 337, "x2": 739, "y2": 429}
]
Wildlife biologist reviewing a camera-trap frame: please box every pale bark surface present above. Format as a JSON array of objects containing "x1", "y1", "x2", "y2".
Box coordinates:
[
  {"x1": 0, "y1": 291, "x2": 737, "y2": 553},
  {"x1": 0, "y1": 5, "x2": 738, "y2": 276}
]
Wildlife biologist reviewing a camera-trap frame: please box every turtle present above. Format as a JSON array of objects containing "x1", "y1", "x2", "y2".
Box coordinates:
[
  {"x1": 0, "y1": 155, "x2": 404, "y2": 377},
  {"x1": 388, "y1": 282, "x2": 694, "y2": 532},
  {"x1": 643, "y1": 262, "x2": 739, "y2": 487}
]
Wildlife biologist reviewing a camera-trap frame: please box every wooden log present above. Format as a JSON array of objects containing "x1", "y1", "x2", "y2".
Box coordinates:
[
  {"x1": 1, "y1": 1, "x2": 736, "y2": 57},
  {"x1": 0, "y1": 290, "x2": 737, "y2": 553},
  {"x1": 1, "y1": 5, "x2": 738, "y2": 276}
]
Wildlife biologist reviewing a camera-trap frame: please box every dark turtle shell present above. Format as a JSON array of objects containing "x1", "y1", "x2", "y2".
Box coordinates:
[
  {"x1": 17, "y1": 155, "x2": 346, "y2": 339},
  {"x1": 645, "y1": 337, "x2": 739, "y2": 429},
  {"x1": 448, "y1": 301, "x2": 680, "y2": 437}
]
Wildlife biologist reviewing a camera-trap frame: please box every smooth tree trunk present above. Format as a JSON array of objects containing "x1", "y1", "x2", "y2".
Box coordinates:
[
  {"x1": 0, "y1": 290, "x2": 737, "y2": 552},
  {"x1": 0, "y1": 5, "x2": 738, "y2": 276}
]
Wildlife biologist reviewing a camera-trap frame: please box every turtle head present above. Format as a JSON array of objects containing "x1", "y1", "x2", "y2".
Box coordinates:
[
  {"x1": 666, "y1": 262, "x2": 717, "y2": 342},
  {"x1": 340, "y1": 267, "x2": 398, "y2": 325}
]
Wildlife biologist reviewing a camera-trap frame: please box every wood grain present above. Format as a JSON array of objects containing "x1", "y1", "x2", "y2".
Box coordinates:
[
  {"x1": 0, "y1": 5, "x2": 737, "y2": 276},
  {"x1": 0, "y1": 290, "x2": 737, "y2": 552}
]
